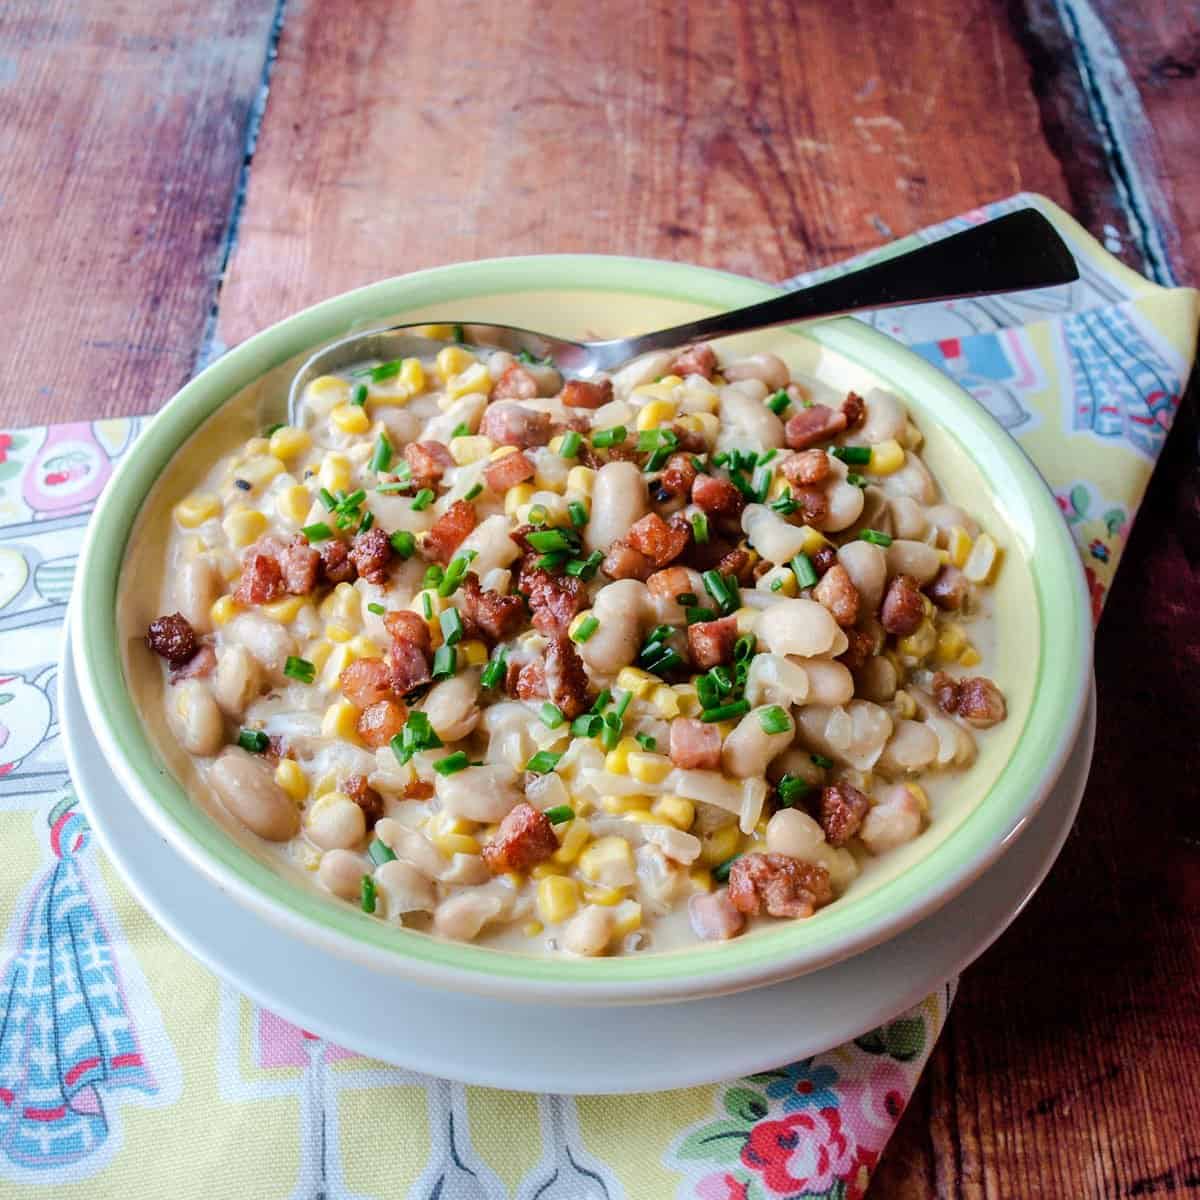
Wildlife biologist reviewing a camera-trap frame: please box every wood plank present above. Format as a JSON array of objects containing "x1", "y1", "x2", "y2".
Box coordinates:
[
  {"x1": 218, "y1": 0, "x2": 1075, "y2": 345},
  {"x1": 0, "y1": 0, "x2": 279, "y2": 424}
]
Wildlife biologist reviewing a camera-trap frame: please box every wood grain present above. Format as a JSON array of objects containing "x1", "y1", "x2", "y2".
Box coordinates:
[
  {"x1": 217, "y1": 0, "x2": 1075, "y2": 346},
  {"x1": 0, "y1": 0, "x2": 278, "y2": 424}
]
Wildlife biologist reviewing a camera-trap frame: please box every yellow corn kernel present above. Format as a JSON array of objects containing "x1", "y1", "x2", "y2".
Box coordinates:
[
  {"x1": 434, "y1": 832, "x2": 481, "y2": 857},
  {"x1": 489, "y1": 444, "x2": 520, "y2": 462},
  {"x1": 523, "y1": 921, "x2": 544, "y2": 938},
  {"x1": 600, "y1": 793, "x2": 647, "y2": 814},
  {"x1": 222, "y1": 506, "x2": 267, "y2": 549},
  {"x1": 905, "y1": 782, "x2": 931, "y2": 817},
  {"x1": 867, "y1": 439, "x2": 905, "y2": 475},
  {"x1": 318, "y1": 453, "x2": 352, "y2": 495},
  {"x1": 622, "y1": 809, "x2": 656, "y2": 824},
  {"x1": 398, "y1": 356, "x2": 426, "y2": 396},
  {"x1": 767, "y1": 473, "x2": 792, "y2": 502},
  {"x1": 321, "y1": 699, "x2": 360, "y2": 741},
  {"x1": 611, "y1": 900, "x2": 643, "y2": 939},
  {"x1": 963, "y1": 533, "x2": 1000, "y2": 583},
  {"x1": 959, "y1": 644, "x2": 982, "y2": 668},
  {"x1": 689, "y1": 867, "x2": 715, "y2": 892},
  {"x1": 174, "y1": 492, "x2": 221, "y2": 528},
  {"x1": 448, "y1": 435, "x2": 493, "y2": 465},
  {"x1": 409, "y1": 588, "x2": 449, "y2": 634},
  {"x1": 553, "y1": 818, "x2": 592, "y2": 864},
  {"x1": 567, "y1": 609, "x2": 593, "y2": 642},
  {"x1": 530, "y1": 860, "x2": 566, "y2": 879},
  {"x1": 536, "y1": 875, "x2": 580, "y2": 924},
  {"x1": 445, "y1": 362, "x2": 492, "y2": 403},
  {"x1": 948, "y1": 526, "x2": 973, "y2": 569},
  {"x1": 797, "y1": 524, "x2": 829, "y2": 556},
  {"x1": 671, "y1": 683, "x2": 701, "y2": 718},
  {"x1": 565, "y1": 466, "x2": 596, "y2": 497},
  {"x1": 435, "y1": 345, "x2": 476, "y2": 383},
  {"x1": 628, "y1": 752, "x2": 672, "y2": 785},
  {"x1": 330, "y1": 404, "x2": 371, "y2": 435},
  {"x1": 892, "y1": 689, "x2": 917, "y2": 720},
  {"x1": 504, "y1": 483, "x2": 535, "y2": 516},
  {"x1": 241, "y1": 459, "x2": 287, "y2": 493},
  {"x1": 348, "y1": 635, "x2": 382, "y2": 660},
  {"x1": 275, "y1": 484, "x2": 311, "y2": 526},
  {"x1": 635, "y1": 398, "x2": 678, "y2": 431},
  {"x1": 898, "y1": 619, "x2": 937, "y2": 661},
  {"x1": 268, "y1": 425, "x2": 312, "y2": 462},
  {"x1": 295, "y1": 843, "x2": 321, "y2": 872},
  {"x1": 261, "y1": 595, "x2": 308, "y2": 623},
  {"x1": 274, "y1": 759, "x2": 308, "y2": 803},
  {"x1": 301, "y1": 639, "x2": 332, "y2": 674},
  {"x1": 936, "y1": 622, "x2": 967, "y2": 662},
  {"x1": 311, "y1": 772, "x2": 340, "y2": 799},
  {"x1": 699, "y1": 823, "x2": 742, "y2": 866},
  {"x1": 325, "y1": 622, "x2": 353, "y2": 643},
  {"x1": 241, "y1": 437, "x2": 271, "y2": 459},
  {"x1": 937, "y1": 549, "x2": 951, "y2": 565},
  {"x1": 651, "y1": 685, "x2": 681, "y2": 719},
  {"x1": 652, "y1": 795, "x2": 695, "y2": 830},
  {"x1": 210, "y1": 595, "x2": 240, "y2": 626},
  {"x1": 733, "y1": 606, "x2": 759, "y2": 637},
  {"x1": 578, "y1": 836, "x2": 634, "y2": 884},
  {"x1": 632, "y1": 375, "x2": 682, "y2": 400},
  {"x1": 305, "y1": 375, "x2": 351, "y2": 412},
  {"x1": 429, "y1": 811, "x2": 475, "y2": 838},
  {"x1": 320, "y1": 643, "x2": 356, "y2": 690},
  {"x1": 582, "y1": 884, "x2": 625, "y2": 906},
  {"x1": 616, "y1": 667, "x2": 657, "y2": 699},
  {"x1": 320, "y1": 580, "x2": 360, "y2": 623},
  {"x1": 677, "y1": 411, "x2": 720, "y2": 440},
  {"x1": 460, "y1": 639, "x2": 488, "y2": 667},
  {"x1": 604, "y1": 736, "x2": 640, "y2": 776}
]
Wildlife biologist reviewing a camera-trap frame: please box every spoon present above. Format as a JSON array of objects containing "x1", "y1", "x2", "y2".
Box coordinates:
[{"x1": 288, "y1": 207, "x2": 1077, "y2": 423}]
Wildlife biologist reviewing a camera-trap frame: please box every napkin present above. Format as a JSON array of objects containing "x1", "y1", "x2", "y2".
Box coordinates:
[{"x1": 0, "y1": 194, "x2": 1194, "y2": 1198}]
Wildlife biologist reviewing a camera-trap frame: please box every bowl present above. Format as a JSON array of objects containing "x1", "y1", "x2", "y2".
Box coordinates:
[{"x1": 71, "y1": 255, "x2": 1093, "y2": 1005}]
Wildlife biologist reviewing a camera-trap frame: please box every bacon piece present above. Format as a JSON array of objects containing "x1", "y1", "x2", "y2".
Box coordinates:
[
  {"x1": 319, "y1": 539, "x2": 357, "y2": 585},
  {"x1": 403, "y1": 779, "x2": 435, "y2": 800},
  {"x1": 459, "y1": 573, "x2": 526, "y2": 643},
  {"x1": 669, "y1": 717, "x2": 722, "y2": 770},
  {"x1": 691, "y1": 473, "x2": 745, "y2": 517},
  {"x1": 669, "y1": 342, "x2": 717, "y2": 379},
  {"x1": 356, "y1": 700, "x2": 408, "y2": 751},
  {"x1": 343, "y1": 773, "x2": 384, "y2": 827},
  {"x1": 602, "y1": 542, "x2": 653, "y2": 582},
  {"x1": 519, "y1": 565, "x2": 586, "y2": 634},
  {"x1": 508, "y1": 658, "x2": 545, "y2": 700},
  {"x1": 147, "y1": 612, "x2": 199, "y2": 665},
  {"x1": 170, "y1": 643, "x2": 216, "y2": 683},
  {"x1": 493, "y1": 364, "x2": 539, "y2": 400},
  {"x1": 819, "y1": 783, "x2": 870, "y2": 847},
  {"x1": 424, "y1": 499, "x2": 477, "y2": 565},
  {"x1": 234, "y1": 553, "x2": 286, "y2": 606},
  {"x1": 339, "y1": 658, "x2": 395, "y2": 707},
  {"x1": 838, "y1": 627, "x2": 875, "y2": 671},
  {"x1": 687, "y1": 615, "x2": 738, "y2": 669},
  {"x1": 544, "y1": 632, "x2": 590, "y2": 719},
  {"x1": 780, "y1": 448, "x2": 831, "y2": 487},
  {"x1": 482, "y1": 449, "x2": 535, "y2": 492},
  {"x1": 811, "y1": 545, "x2": 838, "y2": 577},
  {"x1": 481, "y1": 802, "x2": 559, "y2": 874},
  {"x1": 716, "y1": 545, "x2": 756, "y2": 585},
  {"x1": 480, "y1": 402, "x2": 552, "y2": 448},
  {"x1": 784, "y1": 404, "x2": 848, "y2": 451},
  {"x1": 658, "y1": 452, "x2": 698, "y2": 498},
  {"x1": 278, "y1": 534, "x2": 321, "y2": 595},
  {"x1": 403, "y1": 440, "x2": 454, "y2": 487},
  {"x1": 647, "y1": 565, "x2": 697, "y2": 602},
  {"x1": 880, "y1": 574, "x2": 925, "y2": 636},
  {"x1": 792, "y1": 488, "x2": 828, "y2": 525},
  {"x1": 349, "y1": 527, "x2": 393, "y2": 585},
  {"x1": 688, "y1": 890, "x2": 746, "y2": 941},
  {"x1": 927, "y1": 565, "x2": 968, "y2": 611},
  {"x1": 813, "y1": 564, "x2": 860, "y2": 627},
  {"x1": 388, "y1": 639, "x2": 432, "y2": 695},
  {"x1": 561, "y1": 378, "x2": 613, "y2": 409},
  {"x1": 384, "y1": 610, "x2": 433, "y2": 654},
  {"x1": 670, "y1": 424, "x2": 710, "y2": 455},
  {"x1": 625, "y1": 512, "x2": 690, "y2": 569},
  {"x1": 932, "y1": 671, "x2": 1007, "y2": 728},
  {"x1": 727, "y1": 853, "x2": 834, "y2": 919},
  {"x1": 842, "y1": 390, "x2": 866, "y2": 430}
]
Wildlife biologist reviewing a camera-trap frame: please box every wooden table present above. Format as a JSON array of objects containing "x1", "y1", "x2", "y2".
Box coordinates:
[{"x1": 2, "y1": 1, "x2": 1197, "y2": 1194}]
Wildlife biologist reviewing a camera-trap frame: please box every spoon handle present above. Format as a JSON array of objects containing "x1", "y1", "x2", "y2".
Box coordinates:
[{"x1": 595, "y1": 208, "x2": 1078, "y2": 365}]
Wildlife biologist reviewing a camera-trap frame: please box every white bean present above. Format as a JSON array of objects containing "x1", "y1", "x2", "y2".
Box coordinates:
[
  {"x1": 457, "y1": 514, "x2": 522, "y2": 577},
  {"x1": 766, "y1": 808, "x2": 828, "y2": 861},
  {"x1": 817, "y1": 457, "x2": 866, "y2": 532},
  {"x1": 926, "y1": 503, "x2": 980, "y2": 541},
  {"x1": 433, "y1": 890, "x2": 506, "y2": 940},
  {"x1": 375, "y1": 859, "x2": 437, "y2": 919},
  {"x1": 177, "y1": 558, "x2": 220, "y2": 633},
  {"x1": 306, "y1": 792, "x2": 366, "y2": 851},
  {"x1": 745, "y1": 653, "x2": 809, "y2": 707},
  {"x1": 210, "y1": 747, "x2": 299, "y2": 841},
  {"x1": 878, "y1": 453, "x2": 937, "y2": 504},
  {"x1": 912, "y1": 691, "x2": 977, "y2": 766},
  {"x1": 585, "y1": 462, "x2": 648, "y2": 554},
  {"x1": 421, "y1": 670, "x2": 481, "y2": 742},
  {"x1": 851, "y1": 388, "x2": 907, "y2": 445},
  {"x1": 717, "y1": 381, "x2": 784, "y2": 453},
  {"x1": 721, "y1": 707, "x2": 795, "y2": 778},
  {"x1": 612, "y1": 349, "x2": 677, "y2": 396},
  {"x1": 436, "y1": 763, "x2": 520, "y2": 822},
  {"x1": 855, "y1": 654, "x2": 898, "y2": 703},
  {"x1": 837, "y1": 540, "x2": 887, "y2": 613},
  {"x1": 377, "y1": 407, "x2": 424, "y2": 447},
  {"x1": 170, "y1": 680, "x2": 225, "y2": 756},
  {"x1": 889, "y1": 495, "x2": 928, "y2": 540},
  {"x1": 796, "y1": 700, "x2": 893, "y2": 771},
  {"x1": 796, "y1": 658, "x2": 856, "y2": 707},
  {"x1": 374, "y1": 819, "x2": 444, "y2": 878},
  {"x1": 562, "y1": 906, "x2": 615, "y2": 956},
  {"x1": 213, "y1": 644, "x2": 261, "y2": 717},
  {"x1": 440, "y1": 853, "x2": 492, "y2": 885},
  {"x1": 578, "y1": 579, "x2": 652, "y2": 675},
  {"x1": 486, "y1": 349, "x2": 517, "y2": 381},
  {"x1": 424, "y1": 392, "x2": 488, "y2": 444},
  {"x1": 742, "y1": 504, "x2": 809, "y2": 564},
  {"x1": 758, "y1": 598, "x2": 842, "y2": 657},
  {"x1": 721, "y1": 352, "x2": 790, "y2": 391},
  {"x1": 766, "y1": 748, "x2": 825, "y2": 789},
  {"x1": 859, "y1": 783, "x2": 924, "y2": 854},
  {"x1": 877, "y1": 720, "x2": 940, "y2": 774},
  {"x1": 886, "y1": 539, "x2": 941, "y2": 584},
  {"x1": 525, "y1": 362, "x2": 563, "y2": 396},
  {"x1": 226, "y1": 613, "x2": 297, "y2": 683},
  {"x1": 318, "y1": 848, "x2": 369, "y2": 900}
]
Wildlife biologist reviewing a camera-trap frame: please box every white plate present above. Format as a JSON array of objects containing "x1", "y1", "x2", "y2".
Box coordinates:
[{"x1": 61, "y1": 637, "x2": 1094, "y2": 1094}]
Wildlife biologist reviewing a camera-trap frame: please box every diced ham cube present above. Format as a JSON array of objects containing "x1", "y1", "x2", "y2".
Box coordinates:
[
  {"x1": 561, "y1": 378, "x2": 613, "y2": 409},
  {"x1": 481, "y1": 802, "x2": 558, "y2": 873},
  {"x1": 483, "y1": 450, "x2": 536, "y2": 492},
  {"x1": 668, "y1": 718, "x2": 722, "y2": 770},
  {"x1": 492, "y1": 364, "x2": 539, "y2": 401},
  {"x1": 480, "y1": 402, "x2": 552, "y2": 448},
  {"x1": 687, "y1": 615, "x2": 738, "y2": 668},
  {"x1": 691, "y1": 473, "x2": 745, "y2": 517},
  {"x1": 423, "y1": 500, "x2": 477, "y2": 564}
]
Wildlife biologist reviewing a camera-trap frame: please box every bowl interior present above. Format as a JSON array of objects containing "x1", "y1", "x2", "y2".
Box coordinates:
[{"x1": 74, "y1": 257, "x2": 1092, "y2": 1003}]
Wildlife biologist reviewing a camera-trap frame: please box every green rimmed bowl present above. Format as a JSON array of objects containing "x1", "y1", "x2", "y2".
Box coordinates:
[{"x1": 72, "y1": 256, "x2": 1092, "y2": 1005}]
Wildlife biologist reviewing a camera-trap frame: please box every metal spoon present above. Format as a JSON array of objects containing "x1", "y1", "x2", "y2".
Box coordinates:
[{"x1": 288, "y1": 207, "x2": 1076, "y2": 423}]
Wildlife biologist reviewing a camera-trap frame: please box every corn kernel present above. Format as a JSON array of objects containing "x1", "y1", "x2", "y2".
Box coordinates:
[
  {"x1": 582, "y1": 885, "x2": 625, "y2": 906},
  {"x1": 622, "y1": 809, "x2": 656, "y2": 824},
  {"x1": 266, "y1": 425, "x2": 310, "y2": 462},
  {"x1": 611, "y1": 900, "x2": 643, "y2": 939},
  {"x1": 261, "y1": 595, "x2": 308, "y2": 623},
  {"x1": 948, "y1": 526, "x2": 973, "y2": 569},
  {"x1": 892, "y1": 689, "x2": 917, "y2": 720},
  {"x1": 936, "y1": 622, "x2": 967, "y2": 662},
  {"x1": 330, "y1": 404, "x2": 371, "y2": 435},
  {"x1": 302, "y1": 638, "x2": 332, "y2": 673},
  {"x1": 632, "y1": 375, "x2": 682, "y2": 399},
  {"x1": 320, "y1": 643, "x2": 356, "y2": 690},
  {"x1": 222, "y1": 506, "x2": 268, "y2": 549},
  {"x1": 604, "y1": 736, "x2": 639, "y2": 775},
  {"x1": 565, "y1": 466, "x2": 596, "y2": 496},
  {"x1": 937, "y1": 549, "x2": 951, "y2": 565},
  {"x1": 489, "y1": 444, "x2": 520, "y2": 462},
  {"x1": 430, "y1": 811, "x2": 475, "y2": 838},
  {"x1": 578, "y1": 836, "x2": 634, "y2": 884},
  {"x1": 346, "y1": 635, "x2": 380, "y2": 661},
  {"x1": 274, "y1": 759, "x2": 308, "y2": 803},
  {"x1": 600, "y1": 794, "x2": 647, "y2": 814},
  {"x1": 505, "y1": 483, "x2": 535, "y2": 516},
  {"x1": 275, "y1": 484, "x2": 312, "y2": 525},
  {"x1": 959, "y1": 644, "x2": 982, "y2": 668},
  {"x1": 616, "y1": 667, "x2": 657, "y2": 699},
  {"x1": 312, "y1": 772, "x2": 339, "y2": 798},
  {"x1": 398, "y1": 357, "x2": 426, "y2": 396},
  {"x1": 651, "y1": 685, "x2": 681, "y2": 719},
  {"x1": 445, "y1": 362, "x2": 492, "y2": 402},
  {"x1": 321, "y1": 581, "x2": 360, "y2": 623},
  {"x1": 536, "y1": 875, "x2": 580, "y2": 924},
  {"x1": 318, "y1": 453, "x2": 352, "y2": 494},
  {"x1": 435, "y1": 345, "x2": 476, "y2": 383},
  {"x1": 553, "y1": 818, "x2": 592, "y2": 864},
  {"x1": 797, "y1": 525, "x2": 829, "y2": 556},
  {"x1": 432, "y1": 832, "x2": 481, "y2": 857},
  {"x1": 677, "y1": 411, "x2": 720, "y2": 440},
  {"x1": 867, "y1": 439, "x2": 905, "y2": 475},
  {"x1": 321, "y1": 699, "x2": 360, "y2": 741},
  {"x1": 448, "y1": 435, "x2": 493, "y2": 465},
  {"x1": 689, "y1": 867, "x2": 715, "y2": 892},
  {"x1": 530, "y1": 860, "x2": 566, "y2": 879},
  {"x1": 175, "y1": 492, "x2": 221, "y2": 528},
  {"x1": 635, "y1": 398, "x2": 678, "y2": 431},
  {"x1": 628, "y1": 752, "x2": 672, "y2": 785},
  {"x1": 963, "y1": 533, "x2": 1000, "y2": 583},
  {"x1": 296, "y1": 844, "x2": 321, "y2": 872},
  {"x1": 325, "y1": 622, "x2": 353, "y2": 643},
  {"x1": 898, "y1": 619, "x2": 937, "y2": 660},
  {"x1": 767, "y1": 473, "x2": 792, "y2": 502},
  {"x1": 240, "y1": 437, "x2": 271, "y2": 459},
  {"x1": 523, "y1": 921, "x2": 544, "y2": 938},
  {"x1": 503, "y1": 872, "x2": 526, "y2": 890},
  {"x1": 210, "y1": 595, "x2": 239, "y2": 626},
  {"x1": 699, "y1": 824, "x2": 742, "y2": 866},
  {"x1": 652, "y1": 795, "x2": 695, "y2": 829},
  {"x1": 905, "y1": 782, "x2": 931, "y2": 816},
  {"x1": 305, "y1": 375, "x2": 351, "y2": 413},
  {"x1": 461, "y1": 639, "x2": 488, "y2": 667}
]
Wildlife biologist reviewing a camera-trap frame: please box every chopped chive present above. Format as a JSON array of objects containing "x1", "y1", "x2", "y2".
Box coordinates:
[
  {"x1": 480, "y1": 650, "x2": 507, "y2": 689},
  {"x1": 676, "y1": 592, "x2": 697, "y2": 606},
  {"x1": 700, "y1": 699, "x2": 751, "y2": 723},
  {"x1": 572, "y1": 615, "x2": 599, "y2": 643},
  {"x1": 368, "y1": 838, "x2": 397, "y2": 866},
  {"x1": 358, "y1": 510, "x2": 375, "y2": 533},
  {"x1": 434, "y1": 750, "x2": 469, "y2": 776},
  {"x1": 846, "y1": 472, "x2": 867, "y2": 487},
  {"x1": 439, "y1": 607, "x2": 464, "y2": 645},
  {"x1": 568, "y1": 500, "x2": 588, "y2": 527},
  {"x1": 390, "y1": 530, "x2": 416, "y2": 558},
  {"x1": 685, "y1": 605, "x2": 717, "y2": 624},
  {"x1": 591, "y1": 425, "x2": 626, "y2": 449},
  {"x1": 559, "y1": 430, "x2": 582, "y2": 459},
  {"x1": 535, "y1": 551, "x2": 570, "y2": 572},
  {"x1": 236, "y1": 728, "x2": 270, "y2": 753},
  {"x1": 691, "y1": 511, "x2": 710, "y2": 544},
  {"x1": 370, "y1": 433, "x2": 393, "y2": 473},
  {"x1": 464, "y1": 481, "x2": 483, "y2": 501},
  {"x1": 777, "y1": 773, "x2": 812, "y2": 807},
  {"x1": 389, "y1": 712, "x2": 443, "y2": 765},
  {"x1": 765, "y1": 389, "x2": 790, "y2": 415},
  {"x1": 451, "y1": 422, "x2": 470, "y2": 439},
  {"x1": 758, "y1": 705, "x2": 791, "y2": 734},
  {"x1": 526, "y1": 528, "x2": 578, "y2": 553},
  {"x1": 263, "y1": 422, "x2": 285, "y2": 436},
  {"x1": 791, "y1": 552, "x2": 819, "y2": 589},
  {"x1": 600, "y1": 718, "x2": 622, "y2": 751},
  {"x1": 615, "y1": 689, "x2": 634, "y2": 719},
  {"x1": 571, "y1": 713, "x2": 602, "y2": 737},
  {"x1": 770, "y1": 577, "x2": 784, "y2": 591},
  {"x1": 690, "y1": 454, "x2": 708, "y2": 473},
  {"x1": 645, "y1": 445, "x2": 673, "y2": 472},
  {"x1": 860, "y1": 528, "x2": 893, "y2": 547},
  {"x1": 543, "y1": 804, "x2": 575, "y2": 824},
  {"x1": 712, "y1": 854, "x2": 741, "y2": 883},
  {"x1": 319, "y1": 487, "x2": 337, "y2": 510},
  {"x1": 423, "y1": 564, "x2": 445, "y2": 588},
  {"x1": 411, "y1": 488, "x2": 435, "y2": 511},
  {"x1": 437, "y1": 550, "x2": 476, "y2": 597},
  {"x1": 452, "y1": 324, "x2": 465, "y2": 343},
  {"x1": 811, "y1": 753, "x2": 834, "y2": 769},
  {"x1": 302, "y1": 522, "x2": 333, "y2": 542},
  {"x1": 702, "y1": 569, "x2": 737, "y2": 615},
  {"x1": 565, "y1": 550, "x2": 603, "y2": 580},
  {"x1": 370, "y1": 359, "x2": 403, "y2": 382},
  {"x1": 284, "y1": 656, "x2": 316, "y2": 684},
  {"x1": 351, "y1": 383, "x2": 368, "y2": 406},
  {"x1": 591, "y1": 689, "x2": 612, "y2": 713},
  {"x1": 635, "y1": 732, "x2": 657, "y2": 752},
  {"x1": 710, "y1": 665, "x2": 732, "y2": 693},
  {"x1": 525, "y1": 750, "x2": 563, "y2": 774},
  {"x1": 376, "y1": 481, "x2": 411, "y2": 494},
  {"x1": 540, "y1": 702, "x2": 565, "y2": 729},
  {"x1": 832, "y1": 445, "x2": 872, "y2": 465},
  {"x1": 734, "y1": 634, "x2": 755, "y2": 662},
  {"x1": 645, "y1": 647, "x2": 684, "y2": 675},
  {"x1": 360, "y1": 874, "x2": 377, "y2": 913},
  {"x1": 422, "y1": 592, "x2": 433, "y2": 619},
  {"x1": 431, "y1": 644, "x2": 457, "y2": 679},
  {"x1": 758, "y1": 449, "x2": 778, "y2": 466},
  {"x1": 368, "y1": 602, "x2": 386, "y2": 615},
  {"x1": 711, "y1": 451, "x2": 729, "y2": 466}
]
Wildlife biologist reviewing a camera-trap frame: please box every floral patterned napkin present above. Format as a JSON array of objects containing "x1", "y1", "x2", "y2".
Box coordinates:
[{"x1": 0, "y1": 193, "x2": 1194, "y2": 1198}]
